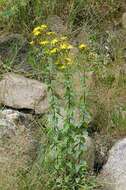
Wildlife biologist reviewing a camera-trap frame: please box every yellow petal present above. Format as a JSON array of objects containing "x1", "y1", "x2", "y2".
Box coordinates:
[
  {"x1": 50, "y1": 48, "x2": 58, "y2": 54},
  {"x1": 40, "y1": 24, "x2": 48, "y2": 29},
  {"x1": 39, "y1": 41, "x2": 49, "y2": 45},
  {"x1": 32, "y1": 26, "x2": 41, "y2": 33},
  {"x1": 79, "y1": 44, "x2": 87, "y2": 49},
  {"x1": 51, "y1": 38, "x2": 59, "y2": 45},
  {"x1": 60, "y1": 43, "x2": 73, "y2": 50},
  {"x1": 47, "y1": 32, "x2": 56, "y2": 35},
  {"x1": 33, "y1": 31, "x2": 41, "y2": 36}
]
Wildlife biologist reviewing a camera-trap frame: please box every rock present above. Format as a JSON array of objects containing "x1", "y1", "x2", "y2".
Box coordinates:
[
  {"x1": 122, "y1": 13, "x2": 126, "y2": 29},
  {"x1": 75, "y1": 29, "x2": 89, "y2": 44},
  {"x1": 0, "y1": 109, "x2": 37, "y2": 189},
  {"x1": 0, "y1": 73, "x2": 48, "y2": 114},
  {"x1": 98, "y1": 138, "x2": 126, "y2": 190},
  {"x1": 69, "y1": 47, "x2": 79, "y2": 58},
  {"x1": 46, "y1": 15, "x2": 67, "y2": 35}
]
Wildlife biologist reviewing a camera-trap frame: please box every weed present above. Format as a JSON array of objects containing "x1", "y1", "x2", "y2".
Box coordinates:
[{"x1": 18, "y1": 23, "x2": 100, "y2": 190}]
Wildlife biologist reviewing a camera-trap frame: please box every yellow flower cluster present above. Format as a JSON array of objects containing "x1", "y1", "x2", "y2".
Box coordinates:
[
  {"x1": 38, "y1": 38, "x2": 74, "y2": 55},
  {"x1": 39, "y1": 40, "x2": 49, "y2": 45},
  {"x1": 32, "y1": 24, "x2": 48, "y2": 36},
  {"x1": 60, "y1": 43, "x2": 73, "y2": 50},
  {"x1": 30, "y1": 24, "x2": 95, "y2": 70},
  {"x1": 31, "y1": 25, "x2": 72, "y2": 49},
  {"x1": 51, "y1": 38, "x2": 59, "y2": 45}
]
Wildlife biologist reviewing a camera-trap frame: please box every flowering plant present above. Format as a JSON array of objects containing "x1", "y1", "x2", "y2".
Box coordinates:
[{"x1": 29, "y1": 24, "x2": 98, "y2": 190}]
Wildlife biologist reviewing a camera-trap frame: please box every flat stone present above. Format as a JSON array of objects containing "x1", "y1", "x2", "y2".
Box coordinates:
[{"x1": 0, "y1": 73, "x2": 48, "y2": 114}]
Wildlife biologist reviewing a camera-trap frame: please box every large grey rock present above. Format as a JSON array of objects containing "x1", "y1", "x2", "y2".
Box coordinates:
[
  {"x1": 75, "y1": 29, "x2": 89, "y2": 44},
  {"x1": 0, "y1": 73, "x2": 48, "y2": 114},
  {"x1": 99, "y1": 138, "x2": 126, "y2": 190},
  {"x1": 0, "y1": 109, "x2": 36, "y2": 189}
]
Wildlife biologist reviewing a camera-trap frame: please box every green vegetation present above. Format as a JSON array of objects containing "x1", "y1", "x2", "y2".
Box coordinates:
[
  {"x1": 0, "y1": 0, "x2": 126, "y2": 190},
  {"x1": 22, "y1": 24, "x2": 97, "y2": 190}
]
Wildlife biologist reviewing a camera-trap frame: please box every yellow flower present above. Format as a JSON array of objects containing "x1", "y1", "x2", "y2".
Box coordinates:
[
  {"x1": 32, "y1": 24, "x2": 48, "y2": 36},
  {"x1": 50, "y1": 48, "x2": 58, "y2": 54},
  {"x1": 51, "y1": 38, "x2": 59, "y2": 45},
  {"x1": 39, "y1": 40, "x2": 49, "y2": 45},
  {"x1": 40, "y1": 24, "x2": 48, "y2": 30},
  {"x1": 29, "y1": 40, "x2": 34, "y2": 45},
  {"x1": 32, "y1": 26, "x2": 41, "y2": 33},
  {"x1": 79, "y1": 43, "x2": 87, "y2": 49},
  {"x1": 60, "y1": 43, "x2": 73, "y2": 50},
  {"x1": 33, "y1": 31, "x2": 41, "y2": 36},
  {"x1": 47, "y1": 31, "x2": 56, "y2": 35}
]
